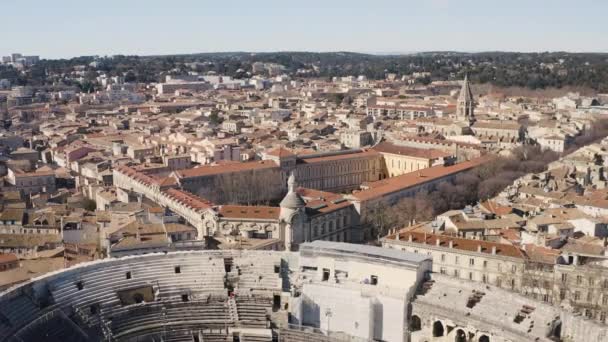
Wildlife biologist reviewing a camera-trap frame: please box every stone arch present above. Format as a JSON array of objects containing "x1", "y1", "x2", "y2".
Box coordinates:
[
  {"x1": 549, "y1": 318, "x2": 562, "y2": 340},
  {"x1": 479, "y1": 335, "x2": 490, "y2": 342},
  {"x1": 455, "y1": 329, "x2": 466, "y2": 342},
  {"x1": 432, "y1": 321, "x2": 444, "y2": 337},
  {"x1": 409, "y1": 315, "x2": 421, "y2": 332}
]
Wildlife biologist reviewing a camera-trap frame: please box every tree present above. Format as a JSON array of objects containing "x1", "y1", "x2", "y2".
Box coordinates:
[
  {"x1": 124, "y1": 71, "x2": 136, "y2": 83},
  {"x1": 83, "y1": 199, "x2": 97, "y2": 212},
  {"x1": 363, "y1": 202, "x2": 399, "y2": 242}
]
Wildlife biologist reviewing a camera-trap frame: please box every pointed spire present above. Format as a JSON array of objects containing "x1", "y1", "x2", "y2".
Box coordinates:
[
  {"x1": 458, "y1": 73, "x2": 474, "y2": 102},
  {"x1": 457, "y1": 73, "x2": 475, "y2": 122}
]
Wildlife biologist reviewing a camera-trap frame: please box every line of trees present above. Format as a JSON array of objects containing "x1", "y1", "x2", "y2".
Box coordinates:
[
  {"x1": 4, "y1": 51, "x2": 608, "y2": 91},
  {"x1": 365, "y1": 145, "x2": 561, "y2": 239}
]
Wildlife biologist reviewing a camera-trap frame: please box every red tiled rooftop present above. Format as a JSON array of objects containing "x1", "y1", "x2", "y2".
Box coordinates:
[
  {"x1": 0, "y1": 253, "x2": 18, "y2": 264},
  {"x1": 386, "y1": 230, "x2": 525, "y2": 259},
  {"x1": 372, "y1": 141, "x2": 452, "y2": 159},
  {"x1": 352, "y1": 156, "x2": 493, "y2": 201},
  {"x1": 218, "y1": 205, "x2": 280, "y2": 220},
  {"x1": 176, "y1": 160, "x2": 278, "y2": 178},
  {"x1": 298, "y1": 150, "x2": 380, "y2": 164},
  {"x1": 163, "y1": 188, "x2": 213, "y2": 211},
  {"x1": 266, "y1": 147, "x2": 296, "y2": 158}
]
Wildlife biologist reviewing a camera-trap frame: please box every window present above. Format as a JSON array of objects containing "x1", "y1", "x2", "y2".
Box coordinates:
[
  {"x1": 543, "y1": 294, "x2": 549, "y2": 302},
  {"x1": 603, "y1": 296, "x2": 608, "y2": 305},
  {"x1": 181, "y1": 294, "x2": 189, "y2": 302},
  {"x1": 496, "y1": 278, "x2": 502, "y2": 287},
  {"x1": 560, "y1": 289, "x2": 566, "y2": 300},
  {"x1": 483, "y1": 260, "x2": 488, "y2": 268},
  {"x1": 455, "y1": 256, "x2": 459, "y2": 265},
  {"x1": 469, "y1": 258, "x2": 475, "y2": 266},
  {"x1": 174, "y1": 266, "x2": 181, "y2": 274},
  {"x1": 440, "y1": 267, "x2": 447, "y2": 274},
  {"x1": 370, "y1": 275, "x2": 378, "y2": 286},
  {"x1": 482, "y1": 274, "x2": 487, "y2": 284},
  {"x1": 574, "y1": 291, "x2": 581, "y2": 301},
  {"x1": 469, "y1": 272, "x2": 473, "y2": 280},
  {"x1": 454, "y1": 269, "x2": 460, "y2": 277},
  {"x1": 587, "y1": 292, "x2": 592, "y2": 302},
  {"x1": 577, "y1": 275, "x2": 583, "y2": 284},
  {"x1": 440, "y1": 254, "x2": 446, "y2": 262},
  {"x1": 322, "y1": 269, "x2": 330, "y2": 282},
  {"x1": 561, "y1": 274, "x2": 567, "y2": 283},
  {"x1": 76, "y1": 281, "x2": 84, "y2": 291},
  {"x1": 512, "y1": 265, "x2": 517, "y2": 272}
]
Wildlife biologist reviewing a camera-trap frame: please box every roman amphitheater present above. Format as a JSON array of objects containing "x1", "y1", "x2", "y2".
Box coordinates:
[{"x1": 0, "y1": 241, "x2": 606, "y2": 342}]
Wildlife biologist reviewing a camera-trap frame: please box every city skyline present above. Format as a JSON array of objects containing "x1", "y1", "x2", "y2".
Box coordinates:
[{"x1": 3, "y1": 0, "x2": 608, "y2": 59}]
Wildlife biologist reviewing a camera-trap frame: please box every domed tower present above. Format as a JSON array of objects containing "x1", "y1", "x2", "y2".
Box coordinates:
[
  {"x1": 280, "y1": 173, "x2": 306, "y2": 250},
  {"x1": 457, "y1": 74, "x2": 475, "y2": 122},
  {"x1": 280, "y1": 173, "x2": 306, "y2": 220}
]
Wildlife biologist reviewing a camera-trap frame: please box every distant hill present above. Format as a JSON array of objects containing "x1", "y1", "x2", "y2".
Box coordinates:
[{"x1": 2, "y1": 51, "x2": 608, "y2": 92}]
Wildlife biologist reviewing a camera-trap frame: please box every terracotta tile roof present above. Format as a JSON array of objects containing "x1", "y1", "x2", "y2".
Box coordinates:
[
  {"x1": 298, "y1": 150, "x2": 380, "y2": 164},
  {"x1": 372, "y1": 141, "x2": 451, "y2": 159},
  {"x1": 386, "y1": 230, "x2": 525, "y2": 259},
  {"x1": 480, "y1": 200, "x2": 513, "y2": 216},
  {"x1": 266, "y1": 147, "x2": 295, "y2": 158},
  {"x1": 352, "y1": 156, "x2": 493, "y2": 201},
  {"x1": 176, "y1": 160, "x2": 278, "y2": 178},
  {"x1": 472, "y1": 121, "x2": 521, "y2": 130},
  {"x1": 158, "y1": 176, "x2": 178, "y2": 187},
  {"x1": 218, "y1": 205, "x2": 280, "y2": 220},
  {"x1": 499, "y1": 228, "x2": 521, "y2": 242},
  {"x1": 164, "y1": 223, "x2": 197, "y2": 233},
  {"x1": 147, "y1": 207, "x2": 164, "y2": 214},
  {"x1": 114, "y1": 165, "x2": 159, "y2": 186},
  {"x1": 0, "y1": 253, "x2": 18, "y2": 264},
  {"x1": 298, "y1": 188, "x2": 353, "y2": 215},
  {"x1": 522, "y1": 244, "x2": 560, "y2": 265},
  {"x1": 0, "y1": 209, "x2": 24, "y2": 223},
  {"x1": 163, "y1": 188, "x2": 213, "y2": 211}
]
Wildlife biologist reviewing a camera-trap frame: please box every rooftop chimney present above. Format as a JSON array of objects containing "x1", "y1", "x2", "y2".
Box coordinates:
[
  {"x1": 408, "y1": 235, "x2": 413, "y2": 243},
  {"x1": 477, "y1": 245, "x2": 482, "y2": 253},
  {"x1": 436, "y1": 238, "x2": 440, "y2": 246},
  {"x1": 449, "y1": 240, "x2": 453, "y2": 248},
  {"x1": 491, "y1": 246, "x2": 497, "y2": 255},
  {"x1": 395, "y1": 231, "x2": 400, "y2": 241}
]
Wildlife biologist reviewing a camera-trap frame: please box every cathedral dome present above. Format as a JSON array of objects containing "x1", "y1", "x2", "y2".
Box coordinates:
[{"x1": 280, "y1": 173, "x2": 306, "y2": 209}]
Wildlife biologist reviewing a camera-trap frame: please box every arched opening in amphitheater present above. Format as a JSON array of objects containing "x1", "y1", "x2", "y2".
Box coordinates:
[
  {"x1": 454, "y1": 328, "x2": 467, "y2": 342},
  {"x1": 410, "y1": 315, "x2": 422, "y2": 332},
  {"x1": 478, "y1": 334, "x2": 490, "y2": 342},
  {"x1": 432, "y1": 320, "x2": 444, "y2": 337}
]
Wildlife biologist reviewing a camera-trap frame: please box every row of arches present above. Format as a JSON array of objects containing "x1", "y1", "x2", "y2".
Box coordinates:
[{"x1": 409, "y1": 316, "x2": 490, "y2": 342}]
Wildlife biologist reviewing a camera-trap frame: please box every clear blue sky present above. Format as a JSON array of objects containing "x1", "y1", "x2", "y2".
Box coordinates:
[{"x1": 3, "y1": 0, "x2": 607, "y2": 59}]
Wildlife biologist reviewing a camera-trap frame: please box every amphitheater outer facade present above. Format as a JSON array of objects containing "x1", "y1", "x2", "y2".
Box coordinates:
[{"x1": 0, "y1": 242, "x2": 606, "y2": 342}]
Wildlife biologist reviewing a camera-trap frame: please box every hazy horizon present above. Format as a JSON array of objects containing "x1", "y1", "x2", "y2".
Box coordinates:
[{"x1": 3, "y1": 0, "x2": 607, "y2": 59}]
